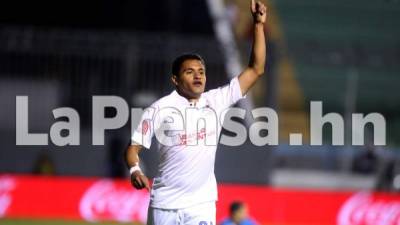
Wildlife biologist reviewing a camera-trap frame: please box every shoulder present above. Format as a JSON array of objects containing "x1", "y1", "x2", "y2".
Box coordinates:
[
  {"x1": 202, "y1": 84, "x2": 226, "y2": 101},
  {"x1": 203, "y1": 76, "x2": 239, "y2": 99},
  {"x1": 147, "y1": 92, "x2": 175, "y2": 109}
]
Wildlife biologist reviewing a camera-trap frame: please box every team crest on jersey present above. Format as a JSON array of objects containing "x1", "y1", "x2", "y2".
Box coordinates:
[{"x1": 142, "y1": 120, "x2": 150, "y2": 135}]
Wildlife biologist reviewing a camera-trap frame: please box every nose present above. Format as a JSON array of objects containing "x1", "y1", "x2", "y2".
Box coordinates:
[{"x1": 193, "y1": 72, "x2": 202, "y2": 79}]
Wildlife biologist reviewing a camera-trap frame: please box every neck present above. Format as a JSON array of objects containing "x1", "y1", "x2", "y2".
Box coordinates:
[{"x1": 176, "y1": 89, "x2": 200, "y2": 103}]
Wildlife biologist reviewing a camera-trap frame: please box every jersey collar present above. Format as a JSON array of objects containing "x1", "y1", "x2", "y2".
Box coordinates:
[{"x1": 171, "y1": 90, "x2": 208, "y2": 108}]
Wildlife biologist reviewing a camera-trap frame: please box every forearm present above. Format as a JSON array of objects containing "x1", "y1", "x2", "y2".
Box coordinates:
[
  {"x1": 237, "y1": 1, "x2": 267, "y2": 94},
  {"x1": 125, "y1": 144, "x2": 149, "y2": 190},
  {"x1": 248, "y1": 22, "x2": 266, "y2": 75},
  {"x1": 125, "y1": 144, "x2": 142, "y2": 168}
]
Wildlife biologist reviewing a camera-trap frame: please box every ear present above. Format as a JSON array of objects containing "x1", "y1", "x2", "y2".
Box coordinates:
[{"x1": 171, "y1": 75, "x2": 179, "y2": 86}]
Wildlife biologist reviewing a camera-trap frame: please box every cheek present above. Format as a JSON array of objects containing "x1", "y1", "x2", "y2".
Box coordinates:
[{"x1": 180, "y1": 77, "x2": 190, "y2": 85}]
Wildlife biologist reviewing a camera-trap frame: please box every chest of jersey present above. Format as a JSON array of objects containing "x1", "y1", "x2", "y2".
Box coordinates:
[{"x1": 155, "y1": 105, "x2": 219, "y2": 146}]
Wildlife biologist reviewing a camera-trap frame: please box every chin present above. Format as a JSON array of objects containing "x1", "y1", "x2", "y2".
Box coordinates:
[
  {"x1": 190, "y1": 88, "x2": 204, "y2": 95},
  {"x1": 194, "y1": 90, "x2": 205, "y2": 96}
]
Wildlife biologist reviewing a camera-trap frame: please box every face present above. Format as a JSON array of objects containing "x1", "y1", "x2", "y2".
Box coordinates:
[
  {"x1": 172, "y1": 59, "x2": 206, "y2": 100},
  {"x1": 232, "y1": 205, "x2": 248, "y2": 223}
]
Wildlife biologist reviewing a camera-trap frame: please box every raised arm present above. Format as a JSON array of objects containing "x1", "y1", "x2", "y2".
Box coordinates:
[
  {"x1": 125, "y1": 144, "x2": 150, "y2": 190},
  {"x1": 238, "y1": 0, "x2": 267, "y2": 95}
]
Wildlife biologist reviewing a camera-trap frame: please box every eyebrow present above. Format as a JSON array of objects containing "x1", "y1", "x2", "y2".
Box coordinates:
[{"x1": 183, "y1": 67, "x2": 204, "y2": 72}]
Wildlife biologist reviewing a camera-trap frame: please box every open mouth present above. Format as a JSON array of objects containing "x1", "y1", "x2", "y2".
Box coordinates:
[{"x1": 193, "y1": 81, "x2": 202, "y2": 86}]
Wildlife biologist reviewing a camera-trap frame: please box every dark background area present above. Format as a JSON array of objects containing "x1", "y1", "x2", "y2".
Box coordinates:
[{"x1": 0, "y1": 0, "x2": 213, "y2": 34}]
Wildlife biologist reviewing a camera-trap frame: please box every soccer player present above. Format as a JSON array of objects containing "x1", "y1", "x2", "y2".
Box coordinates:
[{"x1": 125, "y1": 1, "x2": 267, "y2": 224}]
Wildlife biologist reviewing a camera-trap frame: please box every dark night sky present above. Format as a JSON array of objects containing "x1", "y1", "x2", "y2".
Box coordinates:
[{"x1": 0, "y1": 0, "x2": 214, "y2": 34}]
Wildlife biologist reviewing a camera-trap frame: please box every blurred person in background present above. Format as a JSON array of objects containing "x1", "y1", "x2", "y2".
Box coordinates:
[
  {"x1": 352, "y1": 145, "x2": 377, "y2": 174},
  {"x1": 124, "y1": 0, "x2": 267, "y2": 224},
  {"x1": 33, "y1": 153, "x2": 55, "y2": 175},
  {"x1": 376, "y1": 156, "x2": 400, "y2": 192},
  {"x1": 220, "y1": 201, "x2": 258, "y2": 225}
]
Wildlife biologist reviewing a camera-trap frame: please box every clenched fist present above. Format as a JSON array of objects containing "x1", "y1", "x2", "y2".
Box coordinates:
[
  {"x1": 251, "y1": 0, "x2": 267, "y2": 24},
  {"x1": 131, "y1": 171, "x2": 150, "y2": 191}
]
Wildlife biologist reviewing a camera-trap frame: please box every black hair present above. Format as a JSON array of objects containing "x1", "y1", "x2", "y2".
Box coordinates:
[
  {"x1": 171, "y1": 53, "x2": 205, "y2": 76},
  {"x1": 229, "y1": 201, "x2": 244, "y2": 215}
]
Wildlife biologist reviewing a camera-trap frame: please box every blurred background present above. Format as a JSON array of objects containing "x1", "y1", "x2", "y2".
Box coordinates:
[{"x1": 0, "y1": 0, "x2": 400, "y2": 224}]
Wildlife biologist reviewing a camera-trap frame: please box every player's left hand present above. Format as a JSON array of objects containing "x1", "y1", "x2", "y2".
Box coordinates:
[{"x1": 251, "y1": 0, "x2": 267, "y2": 24}]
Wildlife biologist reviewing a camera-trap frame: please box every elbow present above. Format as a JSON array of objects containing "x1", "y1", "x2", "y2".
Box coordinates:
[
  {"x1": 247, "y1": 65, "x2": 265, "y2": 76},
  {"x1": 255, "y1": 68, "x2": 265, "y2": 76}
]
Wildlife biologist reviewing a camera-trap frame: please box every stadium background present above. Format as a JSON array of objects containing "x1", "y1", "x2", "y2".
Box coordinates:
[{"x1": 0, "y1": 0, "x2": 399, "y2": 224}]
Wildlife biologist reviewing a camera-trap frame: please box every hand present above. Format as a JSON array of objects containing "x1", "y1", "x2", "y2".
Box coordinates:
[
  {"x1": 131, "y1": 171, "x2": 150, "y2": 191},
  {"x1": 251, "y1": 0, "x2": 267, "y2": 24}
]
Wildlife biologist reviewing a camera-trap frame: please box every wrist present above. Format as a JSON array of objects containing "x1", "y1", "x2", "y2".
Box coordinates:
[
  {"x1": 129, "y1": 164, "x2": 143, "y2": 175},
  {"x1": 254, "y1": 22, "x2": 264, "y2": 27}
]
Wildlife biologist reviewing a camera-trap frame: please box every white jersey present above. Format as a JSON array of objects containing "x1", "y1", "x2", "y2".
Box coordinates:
[{"x1": 131, "y1": 77, "x2": 244, "y2": 209}]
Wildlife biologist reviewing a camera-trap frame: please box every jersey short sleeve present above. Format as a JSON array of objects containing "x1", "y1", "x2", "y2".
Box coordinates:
[
  {"x1": 207, "y1": 76, "x2": 245, "y2": 109},
  {"x1": 131, "y1": 106, "x2": 157, "y2": 149}
]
